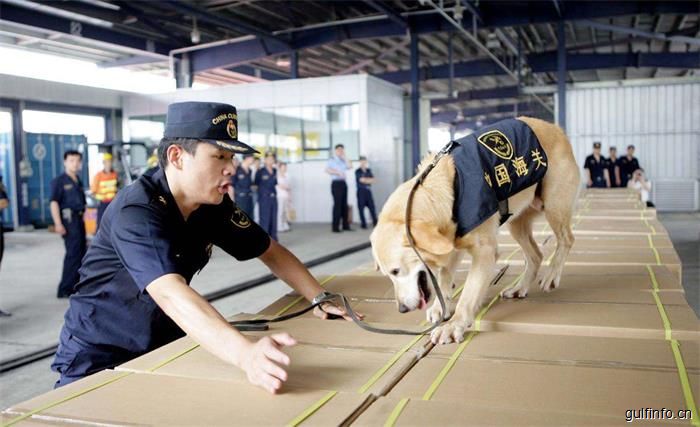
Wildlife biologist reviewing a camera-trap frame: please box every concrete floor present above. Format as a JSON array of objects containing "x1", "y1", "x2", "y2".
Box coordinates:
[{"x1": 0, "y1": 212, "x2": 697, "y2": 410}]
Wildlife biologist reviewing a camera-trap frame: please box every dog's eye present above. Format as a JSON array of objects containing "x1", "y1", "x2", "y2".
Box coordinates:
[{"x1": 390, "y1": 268, "x2": 400, "y2": 276}]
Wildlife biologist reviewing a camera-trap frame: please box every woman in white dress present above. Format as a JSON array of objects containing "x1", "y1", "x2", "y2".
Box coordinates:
[{"x1": 276, "y1": 162, "x2": 292, "y2": 232}]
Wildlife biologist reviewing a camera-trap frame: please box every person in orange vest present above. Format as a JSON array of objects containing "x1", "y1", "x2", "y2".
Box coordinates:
[{"x1": 91, "y1": 153, "x2": 118, "y2": 229}]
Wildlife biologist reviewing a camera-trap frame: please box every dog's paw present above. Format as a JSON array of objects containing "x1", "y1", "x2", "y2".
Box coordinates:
[
  {"x1": 426, "y1": 302, "x2": 444, "y2": 324},
  {"x1": 538, "y1": 275, "x2": 560, "y2": 293},
  {"x1": 501, "y1": 287, "x2": 528, "y2": 299},
  {"x1": 430, "y1": 321, "x2": 467, "y2": 345}
]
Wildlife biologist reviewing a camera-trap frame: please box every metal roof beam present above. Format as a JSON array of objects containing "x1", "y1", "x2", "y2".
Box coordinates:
[
  {"x1": 363, "y1": 0, "x2": 407, "y2": 29},
  {"x1": 377, "y1": 52, "x2": 700, "y2": 84},
  {"x1": 431, "y1": 85, "x2": 520, "y2": 106},
  {"x1": 0, "y1": 1, "x2": 173, "y2": 56},
  {"x1": 432, "y1": 102, "x2": 532, "y2": 123},
  {"x1": 579, "y1": 19, "x2": 700, "y2": 47},
  {"x1": 185, "y1": 1, "x2": 696, "y2": 73}
]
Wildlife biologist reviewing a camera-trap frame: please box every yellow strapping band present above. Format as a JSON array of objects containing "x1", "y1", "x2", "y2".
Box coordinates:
[
  {"x1": 646, "y1": 265, "x2": 698, "y2": 426},
  {"x1": 384, "y1": 398, "x2": 410, "y2": 427},
  {"x1": 286, "y1": 390, "x2": 338, "y2": 427},
  {"x1": 2, "y1": 372, "x2": 132, "y2": 427},
  {"x1": 358, "y1": 334, "x2": 424, "y2": 394},
  {"x1": 671, "y1": 339, "x2": 700, "y2": 427},
  {"x1": 647, "y1": 234, "x2": 662, "y2": 266},
  {"x1": 647, "y1": 266, "x2": 672, "y2": 341},
  {"x1": 421, "y1": 332, "x2": 476, "y2": 401},
  {"x1": 504, "y1": 247, "x2": 520, "y2": 262},
  {"x1": 474, "y1": 273, "x2": 522, "y2": 332}
]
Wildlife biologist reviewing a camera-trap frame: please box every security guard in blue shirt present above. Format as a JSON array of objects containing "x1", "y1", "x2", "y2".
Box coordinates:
[
  {"x1": 231, "y1": 154, "x2": 255, "y2": 217},
  {"x1": 355, "y1": 156, "x2": 377, "y2": 229},
  {"x1": 584, "y1": 142, "x2": 610, "y2": 188},
  {"x1": 51, "y1": 102, "x2": 355, "y2": 393},
  {"x1": 50, "y1": 150, "x2": 87, "y2": 298},
  {"x1": 254, "y1": 153, "x2": 277, "y2": 241}
]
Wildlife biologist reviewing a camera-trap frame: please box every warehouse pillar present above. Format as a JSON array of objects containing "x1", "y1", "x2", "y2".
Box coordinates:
[
  {"x1": 410, "y1": 29, "x2": 420, "y2": 172},
  {"x1": 290, "y1": 51, "x2": 299, "y2": 79},
  {"x1": 175, "y1": 53, "x2": 193, "y2": 89},
  {"x1": 557, "y1": 20, "x2": 567, "y2": 131}
]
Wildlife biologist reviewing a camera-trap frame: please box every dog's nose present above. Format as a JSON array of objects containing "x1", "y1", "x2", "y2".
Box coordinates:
[{"x1": 398, "y1": 303, "x2": 409, "y2": 313}]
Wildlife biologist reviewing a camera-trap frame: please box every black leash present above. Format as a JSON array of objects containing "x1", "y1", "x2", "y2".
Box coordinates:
[{"x1": 232, "y1": 141, "x2": 461, "y2": 336}]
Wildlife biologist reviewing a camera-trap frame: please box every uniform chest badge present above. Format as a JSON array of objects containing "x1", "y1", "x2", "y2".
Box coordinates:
[
  {"x1": 230, "y1": 207, "x2": 251, "y2": 228},
  {"x1": 477, "y1": 130, "x2": 514, "y2": 160},
  {"x1": 158, "y1": 196, "x2": 167, "y2": 206},
  {"x1": 63, "y1": 184, "x2": 73, "y2": 190},
  {"x1": 262, "y1": 175, "x2": 269, "y2": 180},
  {"x1": 238, "y1": 174, "x2": 245, "y2": 179}
]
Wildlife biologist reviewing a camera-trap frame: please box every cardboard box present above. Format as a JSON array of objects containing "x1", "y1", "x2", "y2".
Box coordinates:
[
  {"x1": 387, "y1": 357, "x2": 699, "y2": 417},
  {"x1": 3, "y1": 370, "x2": 369, "y2": 426},
  {"x1": 427, "y1": 331, "x2": 700, "y2": 372},
  {"x1": 117, "y1": 338, "x2": 419, "y2": 396},
  {"x1": 355, "y1": 396, "x2": 629, "y2": 426}
]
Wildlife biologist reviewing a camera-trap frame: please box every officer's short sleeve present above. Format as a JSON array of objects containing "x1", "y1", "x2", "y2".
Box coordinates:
[
  {"x1": 210, "y1": 200, "x2": 271, "y2": 261},
  {"x1": 583, "y1": 157, "x2": 592, "y2": 169},
  {"x1": 111, "y1": 204, "x2": 179, "y2": 291},
  {"x1": 50, "y1": 178, "x2": 63, "y2": 203}
]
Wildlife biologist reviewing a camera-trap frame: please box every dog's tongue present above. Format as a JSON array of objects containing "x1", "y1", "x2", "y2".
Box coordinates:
[{"x1": 418, "y1": 293, "x2": 427, "y2": 310}]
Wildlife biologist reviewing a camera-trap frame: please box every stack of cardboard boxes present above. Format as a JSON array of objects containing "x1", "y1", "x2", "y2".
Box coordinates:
[{"x1": 3, "y1": 188, "x2": 698, "y2": 426}]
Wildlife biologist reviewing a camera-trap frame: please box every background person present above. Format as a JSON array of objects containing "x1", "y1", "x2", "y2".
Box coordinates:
[
  {"x1": 231, "y1": 154, "x2": 255, "y2": 217},
  {"x1": 0, "y1": 176, "x2": 10, "y2": 316},
  {"x1": 50, "y1": 150, "x2": 87, "y2": 298},
  {"x1": 355, "y1": 156, "x2": 377, "y2": 229},
  {"x1": 255, "y1": 152, "x2": 278, "y2": 241},
  {"x1": 325, "y1": 144, "x2": 353, "y2": 232},
  {"x1": 628, "y1": 168, "x2": 654, "y2": 207},
  {"x1": 617, "y1": 144, "x2": 640, "y2": 188},
  {"x1": 606, "y1": 146, "x2": 620, "y2": 188},
  {"x1": 276, "y1": 161, "x2": 292, "y2": 233},
  {"x1": 90, "y1": 152, "x2": 118, "y2": 229},
  {"x1": 584, "y1": 142, "x2": 610, "y2": 188}
]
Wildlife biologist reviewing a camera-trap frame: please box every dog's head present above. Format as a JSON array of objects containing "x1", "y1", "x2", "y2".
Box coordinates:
[{"x1": 370, "y1": 220, "x2": 454, "y2": 313}]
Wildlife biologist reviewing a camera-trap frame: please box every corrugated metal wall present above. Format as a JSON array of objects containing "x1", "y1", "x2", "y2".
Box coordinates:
[{"x1": 565, "y1": 81, "x2": 700, "y2": 211}]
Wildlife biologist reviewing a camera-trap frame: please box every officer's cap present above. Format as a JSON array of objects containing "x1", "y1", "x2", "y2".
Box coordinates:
[
  {"x1": 359, "y1": 155, "x2": 367, "y2": 161},
  {"x1": 164, "y1": 102, "x2": 258, "y2": 155},
  {"x1": 592, "y1": 142, "x2": 601, "y2": 148}
]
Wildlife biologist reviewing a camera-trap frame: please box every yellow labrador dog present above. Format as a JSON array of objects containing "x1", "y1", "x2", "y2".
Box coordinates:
[{"x1": 370, "y1": 117, "x2": 579, "y2": 344}]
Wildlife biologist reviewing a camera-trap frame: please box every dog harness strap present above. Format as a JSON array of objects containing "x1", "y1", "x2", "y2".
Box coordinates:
[{"x1": 498, "y1": 199, "x2": 511, "y2": 226}]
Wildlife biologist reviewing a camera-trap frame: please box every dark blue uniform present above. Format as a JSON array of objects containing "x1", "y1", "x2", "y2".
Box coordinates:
[
  {"x1": 617, "y1": 156, "x2": 640, "y2": 188},
  {"x1": 232, "y1": 165, "x2": 254, "y2": 217},
  {"x1": 605, "y1": 158, "x2": 619, "y2": 188},
  {"x1": 584, "y1": 155, "x2": 607, "y2": 188},
  {"x1": 355, "y1": 168, "x2": 377, "y2": 228},
  {"x1": 50, "y1": 173, "x2": 87, "y2": 297},
  {"x1": 255, "y1": 167, "x2": 277, "y2": 241},
  {"x1": 51, "y1": 168, "x2": 270, "y2": 387}
]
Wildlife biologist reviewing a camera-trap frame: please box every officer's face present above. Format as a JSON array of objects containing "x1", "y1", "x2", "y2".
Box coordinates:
[
  {"x1": 180, "y1": 143, "x2": 235, "y2": 205},
  {"x1": 64, "y1": 155, "x2": 82, "y2": 175},
  {"x1": 628, "y1": 147, "x2": 635, "y2": 156},
  {"x1": 335, "y1": 147, "x2": 345, "y2": 158}
]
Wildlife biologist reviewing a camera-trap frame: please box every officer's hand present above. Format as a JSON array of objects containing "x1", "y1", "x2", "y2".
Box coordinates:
[
  {"x1": 314, "y1": 301, "x2": 364, "y2": 322},
  {"x1": 240, "y1": 333, "x2": 296, "y2": 394},
  {"x1": 587, "y1": 179, "x2": 593, "y2": 187},
  {"x1": 54, "y1": 224, "x2": 67, "y2": 236}
]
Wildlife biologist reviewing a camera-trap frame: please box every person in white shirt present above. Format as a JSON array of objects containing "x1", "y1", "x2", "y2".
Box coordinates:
[
  {"x1": 276, "y1": 162, "x2": 292, "y2": 233},
  {"x1": 628, "y1": 168, "x2": 654, "y2": 207}
]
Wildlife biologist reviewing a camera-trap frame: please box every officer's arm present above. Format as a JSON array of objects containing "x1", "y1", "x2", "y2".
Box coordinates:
[
  {"x1": 603, "y1": 169, "x2": 611, "y2": 188},
  {"x1": 146, "y1": 274, "x2": 296, "y2": 394},
  {"x1": 258, "y1": 239, "x2": 359, "y2": 321}
]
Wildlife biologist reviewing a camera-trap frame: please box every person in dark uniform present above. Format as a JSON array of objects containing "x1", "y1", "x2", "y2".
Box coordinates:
[
  {"x1": 50, "y1": 150, "x2": 87, "y2": 298},
  {"x1": 606, "y1": 146, "x2": 620, "y2": 188},
  {"x1": 254, "y1": 153, "x2": 278, "y2": 241},
  {"x1": 51, "y1": 102, "x2": 356, "y2": 393},
  {"x1": 230, "y1": 154, "x2": 255, "y2": 217},
  {"x1": 355, "y1": 156, "x2": 377, "y2": 229},
  {"x1": 0, "y1": 176, "x2": 10, "y2": 316},
  {"x1": 325, "y1": 144, "x2": 353, "y2": 232},
  {"x1": 584, "y1": 142, "x2": 610, "y2": 188},
  {"x1": 617, "y1": 144, "x2": 640, "y2": 188}
]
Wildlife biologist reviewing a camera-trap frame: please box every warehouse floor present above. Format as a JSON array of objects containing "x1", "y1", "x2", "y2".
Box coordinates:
[{"x1": 0, "y1": 212, "x2": 697, "y2": 412}]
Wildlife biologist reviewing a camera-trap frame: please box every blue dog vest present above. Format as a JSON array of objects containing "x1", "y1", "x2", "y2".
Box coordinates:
[{"x1": 449, "y1": 119, "x2": 548, "y2": 237}]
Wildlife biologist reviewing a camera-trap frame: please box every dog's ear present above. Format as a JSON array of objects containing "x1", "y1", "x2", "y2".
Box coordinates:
[{"x1": 403, "y1": 221, "x2": 453, "y2": 255}]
